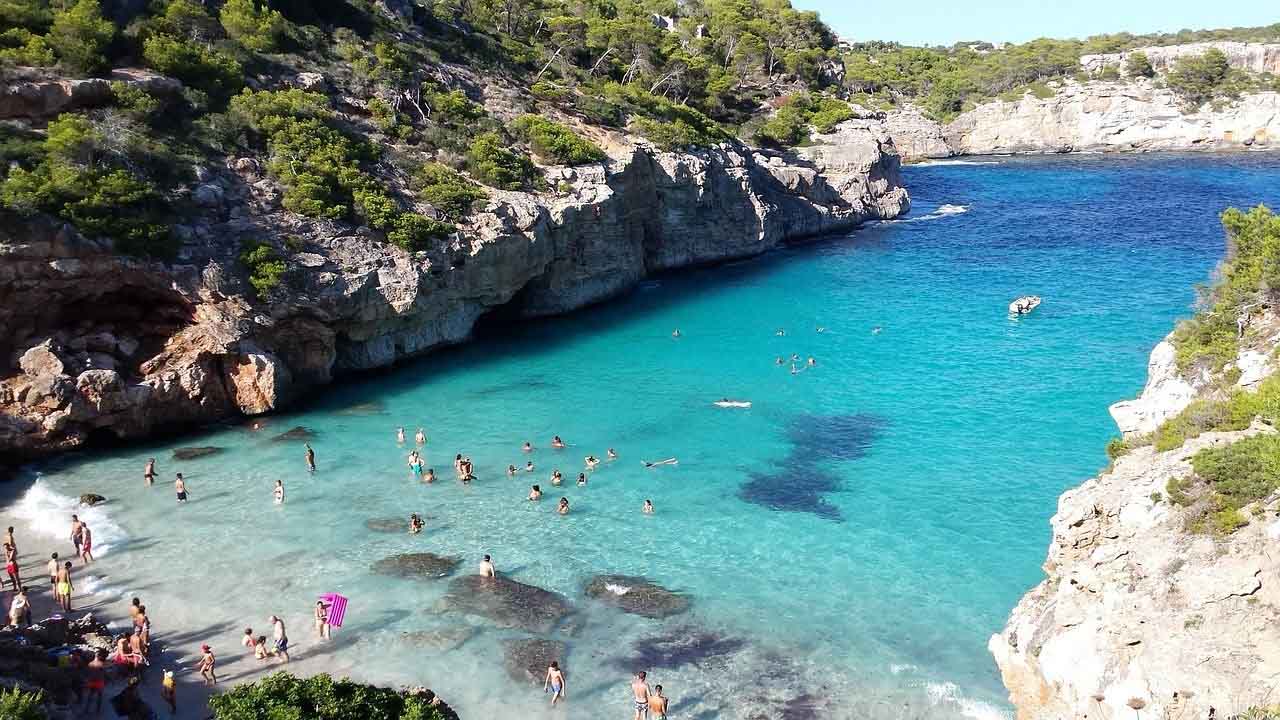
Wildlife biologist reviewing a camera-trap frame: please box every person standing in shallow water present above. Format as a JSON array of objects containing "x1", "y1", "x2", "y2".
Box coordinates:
[
  {"x1": 144, "y1": 457, "x2": 156, "y2": 486},
  {"x1": 270, "y1": 615, "x2": 290, "y2": 662},
  {"x1": 479, "y1": 554, "x2": 496, "y2": 578},
  {"x1": 70, "y1": 514, "x2": 83, "y2": 555},
  {"x1": 79, "y1": 524, "x2": 93, "y2": 564},
  {"x1": 175, "y1": 474, "x2": 188, "y2": 503},
  {"x1": 304, "y1": 443, "x2": 316, "y2": 472},
  {"x1": 273, "y1": 480, "x2": 285, "y2": 505},
  {"x1": 631, "y1": 671, "x2": 650, "y2": 720},
  {"x1": 648, "y1": 684, "x2": 669, "y2": 719},
  {"x1": 315, "y1": 600, "x2": 331, "y2": 640},
  {"x1": 543, "y1": 660, "x2": 566, "y2": 704}
]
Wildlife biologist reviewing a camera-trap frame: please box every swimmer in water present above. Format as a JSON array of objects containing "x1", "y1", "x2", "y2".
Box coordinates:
[
  {"x1": 144, "y1": 458, "x2": 156, "y2": 486},
  {"x1": 816, "y1": 326, "x2": 825, "y2": 333},
  {"x1": 415, "y1": 428, "x2": 427, "y2": 445},
  {"x1": 643, "y1": 458, "x2": 678, "y2": 468},
  {"x1": 807, "y1": 357, "x2": 816, "y2": 366},
  {"x1": 557, "y1": 497, "x2": 570, "y2": 515},
  {"x1": 507, "y1": 464, "x2": 517, "y2": 477},
  {"x1": 550, "y1": 470, "x2": 562, "y2": 486},
  {"x1": 585, "y1": 455, "x2": 599, "y2": 469},
  {"x1": 273, "y1": 480, "x2": 284, "y2": 505},
  {"x1": 479, "y1": 554, "x2": 496, "y2": 578},
  {"x1": 791, "y1": 353, "x2": 800, "y2": 362},
  {"x1": 409, "y1": 513, "x2": 424, "y2": 534},
  {"x1": 551, "y1": 435, "x2": 566, "y2": 449},
  {"x1": 872, "y1": 326, "x2": 882, "y2": 335},
  {"x1": 607, "y1": 448, "x2": 618, "y2": 460},
  {"x1": 175, "y1": 473, "x2": 189, "y2": 502},
  {"x1": 791, "y1": 363, "x2": 799, "y2": 375},
  {"x1": 643, "y1": 499, "x2": 654, "y2": 514},
  {"x1": 522, "y1": 441, "x2": 533, "y2": 453},
  {"x1": 397, "y1": 427, "x2": 405, "y2": 443},
  {"x1": 775, "y1": 356, "x2": 784, "y2": 365},
  {"x1": 304, "y1": 443, "x2": 315, "y2": 472},
  {"x1": 424, "y1": 468, "x2": 435, "y2": 483},
  {"x1": 529, "y1": 485, "x2": 542, "y2": 501},
  {"x1": 525, "y1": 461, "x2": 535, "y2": 472},
  {"x1": 776, "y1": 328, "x2": 786, "y2": 336},
  {"x1": 671, "y1": 329, "x2": 681, "y2": 338},
  {"x1": 577, "y1": 473, "x2": 587, "y2": 487}
]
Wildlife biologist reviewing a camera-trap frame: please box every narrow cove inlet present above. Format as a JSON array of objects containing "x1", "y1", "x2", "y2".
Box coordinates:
[{"x1": 7, "y1": 152, "x2": 1280, "y2": 719}]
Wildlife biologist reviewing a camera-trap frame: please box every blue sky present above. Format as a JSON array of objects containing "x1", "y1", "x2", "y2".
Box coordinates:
[{"x1": 794, "y1": 0, "x2": 1278, "y2": 46}]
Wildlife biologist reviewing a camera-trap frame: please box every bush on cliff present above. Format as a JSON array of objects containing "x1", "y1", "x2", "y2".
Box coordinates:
[
  {"x1": 0, "y1": 687, "x2": 46, "y2": 720},
  {"x1": 208, "y1": 672, "x2": 453, "y2": 720},
  {"x1": 46, "y1": 0, "x2": 114, "y2": 75},
  {"x1": 142, "y1": 33, "x2": 244, "y2": 106},
  {"x1": 466, "y1": 132, "x2": 536, "y2": 190},
  {"x1": 219, "y1": 0, "x2": 286, "y2": 53},
  {"x1": 413, "y1": 163, "x2": 486, "y2": 219},
  {"x1": 1182, "y1": 433, "x2": 1280, "y2": 534},
  {"x1": 510, "y1": 115, "x2": 606, "y2": 166},
  {"x1": 1166, "y1": 48, "x2": 1232, "y2": 109},
  {"x1": 1125, "y1": 51, "x2": 1155, "y2": 78},
  {"x1": 1172, "y1": 206, "x2": 1280, "y2": 371},
  {"x1": 240, "y1": 240, "x2": 287, "y2": 297}
]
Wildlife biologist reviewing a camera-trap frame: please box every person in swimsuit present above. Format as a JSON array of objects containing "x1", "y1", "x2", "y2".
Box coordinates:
[
  {"x1": 161, "y1": 668, "x2": 177, "y2": 714},
  {"x1": 85, "y1": 649, "x2": 107, "y2": 713},
  {"x1": 8, "y1": 586, "x2": 29, "y2": 628},
  {"x1": 529, "y1": 485, "x2": 542, "y2": 501},
  {"x1": 79, "y1": 524, "x2": 93, "y2": 564},
  {"x1": 175, "y1": 474, "x2": 188, "y2": 502},
  {"x1": 557, "y1": 497, "x2": 570, "y2": 515},
  {"x1": 607, "y1": 448, "x2": 618, "y2": 460},
  {"x1": 522, "y1": 441, "x2": 533, "y2": 453},
  {"x1": 305, "y1": 443, "x2": 316, "y2": 472},
  {"x1": 671, "y1": 329, "x2": 680, "y2": 338},
  {"x1": 648, "y1": 684, "x2": 669, "y2": 719},
  {"x1": 3, "y1": 543, "x2": 19, "y2": 591},
  {"x1": 525, "y1": 461, "x2": 535, "y2": 472},
  {"x1": 776, "y1": 328, "x2": 786, "y2": 336},
  {"x1": 415, "y1": 428, "x2": 427, "y2": 445},
  {"x1": 254, "y1": 635, "x2": 269, "y2": 661},
  {"x1": 135, "y1": 605, "x2": 151, "y2": 655},
  {"x1": 197, "y1": 644, "x2": 217, "y2": 685},
  {"x1": 271, "y1": 615, "x2": 290, "y2": 662},
  {"x1": 551, "y1": 470, "x2": 562, "y2": 486},
  {"x1": 807, "y1": 356, "x2": 816, "y2": 366},
  {"x1": 274, "y1": 480, "x2": 285, "y2": 505},
  {"x1": 144, "y1": 458, "x2": 156, "y2": 485},
  {"x1": 397, "y1": 427, "x2": 406, "y2": 444},
  {"x1": 551, "y1": 435, "x2": 566, "y2": 449},
  {"x1": 507, "y1": 464, "x2": 517, "y2": 477},
  {"x1": 632, "y1": 672, "x2": 650, "y2": 720},
  {"x1": 424, "y1": 467, "x2": 435, "y2": 483},
  {"x1": 315, "y1": 600, "x2": 331, "y2": 640},
  {"x1": 243, "y1": 628, "x2": 256, "y2": 649},
  {"x1": 543, "y1": 660, "x2": 566, "y2": 705},
  {"x1": 113, "y1": 635, "x2": 141, "y2": 669},
  {"x1": 585, "y1": 455, "x2": 599, "y2": 469},
  {"x1": 56, "y1": 561, "x2": 73, "y2": 611},
  {"x1": 643, "y1": 499, "x2": 654, "y2": 514},
  {"x1": 70, "y1": 514, "x2": 83, "y2": 555},
  {"x1": 48, "y1": 553, "x2": 59, "y2": 590},
  {"x1": 577, "y1": 473, "x2": 587, "y2": 487},
  {"x1": 128, "y1": 596, "x2": 142, "y2": 624},
  {"x1": 4, "y1": 527, "x2": 16, "y2": 558},
  {"x1": 479, "y1": 554, "x2": 496, "y2": 578},
  {"x1": 453, "y1": 454, "x2": 463, "y2": 476},
  {"x1": 409, "y1": 513, "x2": 424, "y2": 534}
]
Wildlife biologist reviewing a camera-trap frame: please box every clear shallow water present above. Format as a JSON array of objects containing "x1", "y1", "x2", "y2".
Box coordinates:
[{"x1": 9, "y1": 152, "x2": 1280, "y2": 719}]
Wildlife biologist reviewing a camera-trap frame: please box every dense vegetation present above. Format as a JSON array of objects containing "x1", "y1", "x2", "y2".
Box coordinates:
[
  {"x1": 843, "y1": 23, "x2": 1280, "y2": 120},
  {"x1": 0, "y1": 688, "x2": 45, "y2": 720},
  {"x1": 208, "y1": 672, "x2": 452, "y2": 720}
]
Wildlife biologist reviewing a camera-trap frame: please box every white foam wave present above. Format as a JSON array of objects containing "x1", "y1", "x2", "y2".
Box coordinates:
[
  {"x1": 912, "y1": 160, "x2": 1000, "y2": 167},
  {"x1": 604, "y1": 583, "x2": 632, "y2": 596},
  {"x1": 884, "y1": 204, "x2": 970, "y2": 225},
  {"x1": 79, "y1": 574, "x2": 122, "y2": 600},
  {"x1": 11, "y1": 479, "x2": 127, "y2": 558},
  {"x1": 889, "y1": 663, "x2": 917, "y2": 675},
  {"x1": 925, "y1": 681, "x2": 1011, "y2": 720}
]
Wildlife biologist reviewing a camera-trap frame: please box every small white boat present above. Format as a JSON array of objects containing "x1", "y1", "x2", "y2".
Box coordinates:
[{"x1": 1009, "y1": 295, "x2": 1042, "y2": 315}]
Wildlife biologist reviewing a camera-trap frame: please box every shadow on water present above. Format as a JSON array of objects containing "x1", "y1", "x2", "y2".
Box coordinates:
[{"x1": 737, "y1": 413, "x2": 887, "y2": 521}]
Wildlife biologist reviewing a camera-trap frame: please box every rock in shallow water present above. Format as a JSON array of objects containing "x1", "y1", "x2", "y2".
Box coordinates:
[
  {"x1": 503, "y1": 638, "x2": 566, "y2": 683},
  {"x1": 272, "y1": 425, "x2": 315, "y2": 441},
  {"x1": 371, "y1": 552, "x2": 461, "y2": 579},
  {"x1": 614, "y1": 625, "x2": 746, "y2": 670},
  {"x1": 584, "y1": 575, "x2": 690, "y2": 618},
  {"x1": 171, "y1": 446, "x2": 222, "y2": 460},
  {"x1": 440, "y1": 576, "x2": 572, "y2": 633},
  {"x1": 78, "y1": 494, "x2": 105, "y2": 506},
  {"x1": 365, "y1": 516, "x2": 410, "y2": 533},
  {"x1": 398, "y1": 626, "x2": 479, "y2": 651}
]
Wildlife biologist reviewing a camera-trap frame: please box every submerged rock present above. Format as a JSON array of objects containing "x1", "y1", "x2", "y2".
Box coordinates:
[
  {"x1": 584, "y1": 575, "x2": 690, "y2": 618},
  {"x1": 78, "y1": 493, "x2": 106, "y2": 506},
  {"x1": 171, "y1": 446, "x2": 222, "y2": 460},
  {"x1": 371, "y1": 552, "x2": 461, "y2": 579},
  {"x1": 440, "y1": 576, "x2": 572, "y2": 633},
  {"x1": 335, "y1": 400, "x2": 385, "y2": 415},
  {"x1": 615, "y1": 625, "x2": 746, "y2": 670},
  {"x1": 398, "y1": 626, "x2": 478, "y2": 652},
  {"x1": 272, "y1": 426, "x2": 315, "y2": 441},
  {"x1": 365, "y1": 516, "x2": 410, "y2": 533},
  {"x1": 503, "y1": 638, "x2": 566, "y2": 684}
]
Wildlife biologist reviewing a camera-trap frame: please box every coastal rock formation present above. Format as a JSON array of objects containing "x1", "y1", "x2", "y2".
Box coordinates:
[
  {"x1": 0, "y1": 124, "x2": 908, "y2": 458},
  {"x1": 77, "y1": 493, "x2": 105, "y2": 506},
  {"x1": 882, "y1": 106, "x2": 955, "y2": 160},
  {"x1": 1080, "y1": 41, "x2": 1280, "y2": 77},
  {"x1": 583, "y1": 574, "x2": 691, "y2": 618},
  {"x1": 441, "y1": 576, "x2": 573, "y2": 633},
  {"x1": 371, "y1": 553, "x2": 461, "y2": 579},
  {"x1": 1107, "y1": 339, "x2": 1205, "y2": 436},
  {"x1": 502, "y1": 638, "x2": 567, "y2": 683},
  {"x1": 989, "y1": 423, "x2": 1280, "y2": 720},
  {"x1": 0, "y1": 67, "x2": 181, "y2": 120},
  {"x1": 171, "y1": 446, "x2": 222, "y2": 460}
]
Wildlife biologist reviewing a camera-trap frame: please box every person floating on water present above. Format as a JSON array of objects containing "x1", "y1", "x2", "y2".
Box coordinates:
[
  {"x1": 304, "y1": 442, "x2": 315, "y2": 472},
  {"x1": 577, "y1": 473, "x2": 587, "y2": 487},
  {"x1": 396, "y1": 427, "x2": 405, "y2": 444},
  {"x1": 775, "y1": 356, "x2": 784, "y2": 365},
  {"x1": 410, "y1": 513, "x2": 424, "y2": 534},
  {"x1": 551, "y1": 470, "x2": 562, "y2": 486},
  {"x1": 523, "y1": 441, "x2": 534, "y2": 453},
  {"x1": 607, "y1": 448, "x2": 618, "y2": 461},
  {"x1": 525, "y1": 461, "x2": 535, "y2": 473},
  {"x1": 643, "y1": 458, "x2": 678, "y2": 468},
  {"x1": 671, "y1": 329, "x2": 681, "y2": 338},
  {"x1": 643, "y1": 499, "x2": 654, "y2": 514},
  {"x1": 775, "y1": 328, "x2": 785, "y2": 337},
  {"x1": 872, "y1": 326, "x2": 882, "y2": 335},
  {"x1": 585, "y1": 455, "x2": 599, "y2": 469},
  {"x1": 507, "y1": 464, "x2": 517, "y2": 477},
  {"x1": 529, "y1": 485, "x2": 542, "y2": 501},
  {"x1": 557, "y1": 497, "x2": 570, "y2": 515},
  {"x1": 273, "y1": 480, "x2": 285, "y2": 505},
  {"x1": 551, "y1": 435, "x2": 566, "y2": 449},
  {"x1": 807, "y1": 357, "x2": 816, "y2": 367}
]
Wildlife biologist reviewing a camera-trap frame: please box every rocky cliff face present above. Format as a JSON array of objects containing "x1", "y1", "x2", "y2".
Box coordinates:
[
  {"x1": 989, "y1": 422, "x2": 1280, "y2": 720},
  {"x1": 882, "y1": 80, "x2": 1280, "y2": 161},
  {"x1": 1081, "y1": 41, "x2": 1280, "y2": 78},
  {"x1": 0, "y1": 125, "x2": 907, "y2": 457}
]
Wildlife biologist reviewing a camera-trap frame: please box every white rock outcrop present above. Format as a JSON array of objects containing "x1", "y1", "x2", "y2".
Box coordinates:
[
  {"x1": 1108, "y1": 338, "x2": 1205, "y2": 436},
  {"x1": 1081, "y1": 41, "x2": 1280, "y2": 78}
]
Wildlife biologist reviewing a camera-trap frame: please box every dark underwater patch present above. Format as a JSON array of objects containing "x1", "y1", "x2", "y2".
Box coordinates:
[{"x1": 614, "y1": 626, "x2": 746, "y2": 670}]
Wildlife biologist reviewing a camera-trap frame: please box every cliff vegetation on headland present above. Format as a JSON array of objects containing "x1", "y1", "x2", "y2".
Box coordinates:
[
  {"x1": 0, "y1": 0, "x2": 909, "y2": 459},
  {"x1": 992, "y1": 206, "x2": 1280, "y2": 720}
]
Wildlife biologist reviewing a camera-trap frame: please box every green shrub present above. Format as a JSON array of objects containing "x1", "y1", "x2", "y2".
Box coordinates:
[
  {"x1": 0, "y1": 0, "x2": 53, "y2": 32},
  {"x1": 426, "y1": 88, "x2": 483, "y2": 123},
  {"x1": 1167, "y1": 48, "x2": 1231, "y2": 109},
  {"x1": 809, "y1": 98, "x2": 854, "y2": 133},
  {"x1": 755, "y1": 103, "x2": 809, "y2": 147},
  {"x1": 0, "y1": 27, "x2": 55, "y2": 66},
  {"x1": 142, "y1": 34, "x2": 244, "y2": 105},
  {"x1": 110, "y1": 81, "x2": 164, "y2": 122},
  {"x1": 1027, "y1": 81, "x2": 1055, "y2": 99},
  {"x1": 387, "y1": 213, "x2": 452, "y2": 251},
  {"x1": 0, "y1": 687, "x2": 45, "y2": 720},
  {"x1": 414, "y1": 162, "x2": 485, "y2": 218},
  {"x1": 219, "y1": 0, "x2": 285, "y2": 53},
  {"x1": 530, "y1": 81, "x2": 571, "y2": 102},
  {"x1": 1105, "y1": 436, "x2": 1129, "y2": 460},
  {"x1": 1096, "y1": 65, "x2": 1120, "y2": 81},
  {"x1": 352, "y1": 184, "x2": 400, "y2": 229},
  {"x1": 1192, "y1": 433, "x2": 1280, "y2": 510},
  {"x1": 239, "y1": 240, "x2": 286, "y2": 297},
  {"x1": 511, "y1": 115, "x2": 605, "y2": 165},
  {"x1": 0, "y1": 124, "x2": 44, "y2": 169},
  {"x1": 1166, "y1": 475, "x2": 1194, "y2": 506},
  {"x1": 47, "y1": 0, "x2": 115, "y2": 75},
  {"x1": 603, "y1": 83, "x2": 730, "y2": 150},
  {"x1": 1126, "y1": 51, "x2": 1155, "y2": 78},
  {"x1": 466, "y1": 132, "x2": 535, "y2": 190},
  {"x1": 208, "y1": 672, "x2": 452, "y2": 720},
  {"x1": 367, "y1": 97, "x2": 400, "y2": 132}
]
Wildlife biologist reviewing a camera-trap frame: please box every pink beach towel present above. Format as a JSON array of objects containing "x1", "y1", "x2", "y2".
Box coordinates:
[{"x1": 320, "y1": 593, "x2": 348, "y2": 628}]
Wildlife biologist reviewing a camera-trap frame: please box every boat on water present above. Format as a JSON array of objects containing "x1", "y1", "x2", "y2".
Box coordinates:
[{"x1": 1009, "y1": 295, "x2": 1042, "y2": 315}]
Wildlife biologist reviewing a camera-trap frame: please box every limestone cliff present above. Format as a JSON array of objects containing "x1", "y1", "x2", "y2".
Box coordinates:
[{"x1": 0, "y1": 124, "x2": 907, "y2": 457}]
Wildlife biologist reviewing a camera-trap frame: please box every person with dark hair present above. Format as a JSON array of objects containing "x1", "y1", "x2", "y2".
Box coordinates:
[
  {"x1": 479, "y1": 554, "x2": 495, "y2": 578},
  {"x1": 631, "y1": 672, "x2": 650, "y2": 720},
  {"x1": 529, "y1": 485, "x2": 542, "y2": 501},
  {"x1": 85, "y1": 649, "x2": 107, "y2": 713},
  {"x1": 543, "y1": 660, "x2": 566, "y2": 704},
  {"x1": 648, "y1": 684, "x2": 669, "y2": 719},
  {"x1": 557, "y1": 497, "x2": 570, "y2": 515}
]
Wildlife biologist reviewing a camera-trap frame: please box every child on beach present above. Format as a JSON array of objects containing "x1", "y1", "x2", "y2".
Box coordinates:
[
  {"x1": 197, "y1": 644, "x2": 216, "y2": 685},
  {"x1": 161, "y1": 669, "x2": 177, "y2": 714},
  {"x1": 543, "y1": 661, "x2": 566, "y2": 705},
  {"x1": 242, "y1": 628, "x2": 255, "y2": 649},
  {"x1": 79, "y1": 524, "x2": 93, "y2": 564},
  {"x1": 254, "y1": 636, "x2": 269, "y2": 661}
]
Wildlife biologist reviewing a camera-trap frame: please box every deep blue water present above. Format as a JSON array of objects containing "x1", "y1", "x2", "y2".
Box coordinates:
[{"x1": 9, "y1": 151, "x2": 1280, "y2": 719}]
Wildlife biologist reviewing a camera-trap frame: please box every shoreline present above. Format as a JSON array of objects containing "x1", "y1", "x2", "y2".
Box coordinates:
[{"x1": 901, "y1": 144, "x2": 1280, "y2": 164}]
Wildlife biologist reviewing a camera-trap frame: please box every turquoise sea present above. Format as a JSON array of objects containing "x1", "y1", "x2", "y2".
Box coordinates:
[{"x1": 9, "y1": 152, "x2": 1280, "y2": 719}]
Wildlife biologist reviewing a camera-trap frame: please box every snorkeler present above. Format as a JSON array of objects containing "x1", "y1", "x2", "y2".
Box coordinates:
[
  {"x1": 577, "y1": 473, "x2": 587, "y2": 487},
  {"x1": 607, "y1": 448, "x2": 618, "y2": 460}
]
